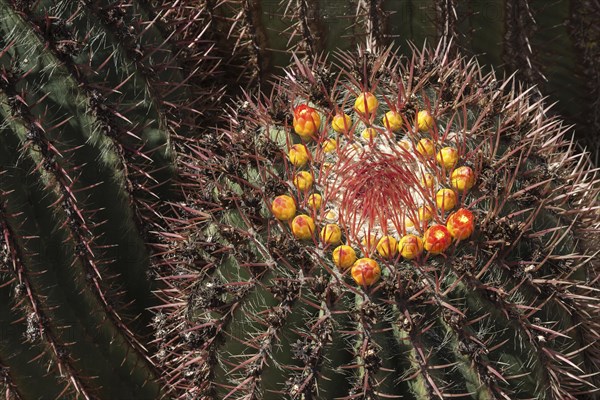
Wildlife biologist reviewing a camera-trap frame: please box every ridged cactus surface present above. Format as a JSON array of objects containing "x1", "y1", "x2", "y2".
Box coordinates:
[
  {"x1": 153, "y1": 44, "x2": 600, "y2": 399},
  {"x1": 0, "y1": 0, "x2": 599, "y2": 399},
  {"x1": 0, "y1": 0, "x2": 220, "y2": 397}
]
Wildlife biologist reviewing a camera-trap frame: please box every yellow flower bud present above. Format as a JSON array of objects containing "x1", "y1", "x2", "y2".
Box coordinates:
[
  {"x1": 416, "y1": 110, "x2": 434, "y2": 131},
  {"x1": 435, "y1": 188, "x2": 457, "y2": 212},
  {"x1": 307, "y1": 193, "x2": 322, "y2": 209},
  {"x1": 332, "y1": 113, "x2": 352, "y2": 133},
  {"x1": 320, "y1": 223, "x2": 342, "y2": 245},
  {"x1": 450, "y1": 166, "x2": 476, "y2": 192},
  {"x1": 436, "y1": 147, "x2": 459, "y2": 169},
  {"x1": 361, "y1": 127, "x2": 378, "y2": 141},
  {"x1": 288, "y1": 144, "x2": 310, "y2": 167},
  {"x1": 419, "y1": 205, "x2": 433, "y2": 222},
  {"x1": 291, "y1": 214, "x2": 315, "y2": 240},
  {"x1": 271, "y1": 195, "x2": 296, "y2": 221},
  {"x1": 322, "y1": 138, "x2": 337, "y2": 153},
  {"x1": 382, "y1": 110, "x2": 403, "y2": 132},
  {"x1": 354, "y1": 92, "x2": 379, "y2": 117},
  {"x1": 420, "y1": 173, "x2": 435, "y2": 190},
  {"x1": 293, "y1": 171, "x2": 314, "y2": 191},
  {"x1": 398, "y1": 234, "x2": 424, "y2": 259},
  {"x1": 447, "y1": 208, "x2": 475, "y2": 240},
  {"x1": 416, "y1": 138, "x2": 435, "y2": 158},
  {"x1": 332, "y1": 245, "x2": 357, "y2": 269},
  {"x1": 377, "y1": 235, "x2": 398, "y2": 258}
]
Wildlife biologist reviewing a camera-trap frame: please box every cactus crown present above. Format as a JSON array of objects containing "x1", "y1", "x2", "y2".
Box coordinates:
[{"x1": 152, "y1": 42, "x2": 600, "y2": 400}]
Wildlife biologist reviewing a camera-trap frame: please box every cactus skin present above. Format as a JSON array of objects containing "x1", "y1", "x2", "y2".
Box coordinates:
[
  {"x1": 153, "y1": 43, "x2": 600, "y2": 399},
  {"x1": 0, "y1": 0, "x2": 222, "y2": 398}
]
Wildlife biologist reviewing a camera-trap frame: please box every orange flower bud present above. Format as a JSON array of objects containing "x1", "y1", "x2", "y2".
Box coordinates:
[
  {"x1": 416, "y1": 138, "x2": 435, "y2": 158},
  {"x1": 416, "y1": 110, "x2": 435, "y2": 131},
  {"x1": 291, "y1": 214, "x2": 315, "y2": 240},
  {"x1": 376, "y1": 235, "x2": 398, "y2": 258},
  {"x1": 446, "y1": 208, "x2": 475, "y2": 240},
  {"x1": 450, "y1": 166, "x2": 476, "y2": 192},
  {"x1": 332, "y1": 113, "x2": 352, "y2": 133},
  {"x1": 398, "y1": 234, "x2": 424, "y2": 259},
  {"x1": 320, "y1": 223, "x2": 342, "y2": 245},
  {"x1": 436, "y1": 188, "x2": 457, "y2": 212},
  {"x1": 354, "y1": 92, "x2": 379, "y2": 117},
  {"x1": 351, "y1": 258, "x2": 381, "y2": 286},
  {"x1": 294, "y1": 171, "x2": 314, "y2": 191},
  {"x1": 271, "y1": 195, "x2": 296, "y2": 221},
  {"x1": 436, "y1": 147, "x2": 459, "y2": 169},
  {"x1": 307, "y1": 193, "x2": 322, "y2": 209},
  {"x1": 332, "y1": 245, "x2": 357, "y2": 269},
  {"x1": 293, "y1": 104, "x2": 321, "y2": 139},
  {"x1": 288, "y1": 144, "x2": 310, "y2": 167},
  {"x1": 423, "y1": 225, "x2": 452, "y2": 254},
  {"x1": 382, "y1": 110, "x2": 403, "y2": 131}
]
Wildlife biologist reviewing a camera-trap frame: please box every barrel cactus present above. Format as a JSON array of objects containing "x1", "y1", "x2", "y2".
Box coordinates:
[
  {"x1": 153, "y1": 43, "x2": 600, "y2": 399},
  {"x1": 0, "y1": 0, "x2": 599, "y2": 399}
]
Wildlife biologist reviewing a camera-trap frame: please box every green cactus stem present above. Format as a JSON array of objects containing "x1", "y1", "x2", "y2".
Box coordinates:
[{"x1": 153, "y1": 42, "x2": 600, "y2": 399}]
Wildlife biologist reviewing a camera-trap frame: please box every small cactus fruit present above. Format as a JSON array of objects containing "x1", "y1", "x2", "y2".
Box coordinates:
[
  {"x1": 293, "y1": 170, "x2": 314, "y2": 191},
  {"x1": 436, "y1": 188, "x2": 458, "y2": 212},
  {"x1": 436, "y1": 147, "x2": 459, "y2": 169},
  {"x1": 446, "y1": 208, "x2": 475, "y2": 240},
  {"x1": 398, "y1": 234, "x2": 424, "y2": 259},
  {"x1": 354, "y1": 92, "x2": 379, "y2": 117},
  {"x1": 382, "y1": 110, "x2": 403, "y2": 131},
  {"x1": 423, "y1": 225, "x2": 453, "y2": 254},
  {"x1": 351, "y1": 258, "x2": 381, "y2": 286},
  {"x1": 320, "y1": 223, "x2": 342, "y2": 245},
  {"x1": 416, "y1": 137, "x2": 435, "y2": 158},
  {"x1": 288, "y1": 144, "x2": 310, "y2": 167},
  {"x1": 293, "y1": 104, "x2": 321, "y2": 139},
  {"x1": 332, "y1": 245, "x2": 357, "y2": 269},
  {"x1": 416, "y1": 110, "x2": 435, "y2": 131},
  {"x1": 174, "y1": 44, "x2": 599, "y2": 400},
  {"x1": 331, "y1": 113, "x2": 352, "y2": 133},
  {"x1": 376, "y1": 235, "x2": 399, "y2": 258},
  {"x1": 271, "y1": 195, "x2": 297, "y2": 221},
  {"x1": 291, "y1": 214, "x2": 315, "y2": 240}
]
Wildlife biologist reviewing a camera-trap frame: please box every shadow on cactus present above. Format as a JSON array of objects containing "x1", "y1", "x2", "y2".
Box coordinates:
[{"x1": 155, "y1": 43, "x2": 600, "y2": 400}]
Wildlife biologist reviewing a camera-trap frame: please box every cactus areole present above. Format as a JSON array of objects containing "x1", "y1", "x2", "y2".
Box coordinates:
[{"x1": 165, "y1": 44, "x2": 599, "y2": 400}]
